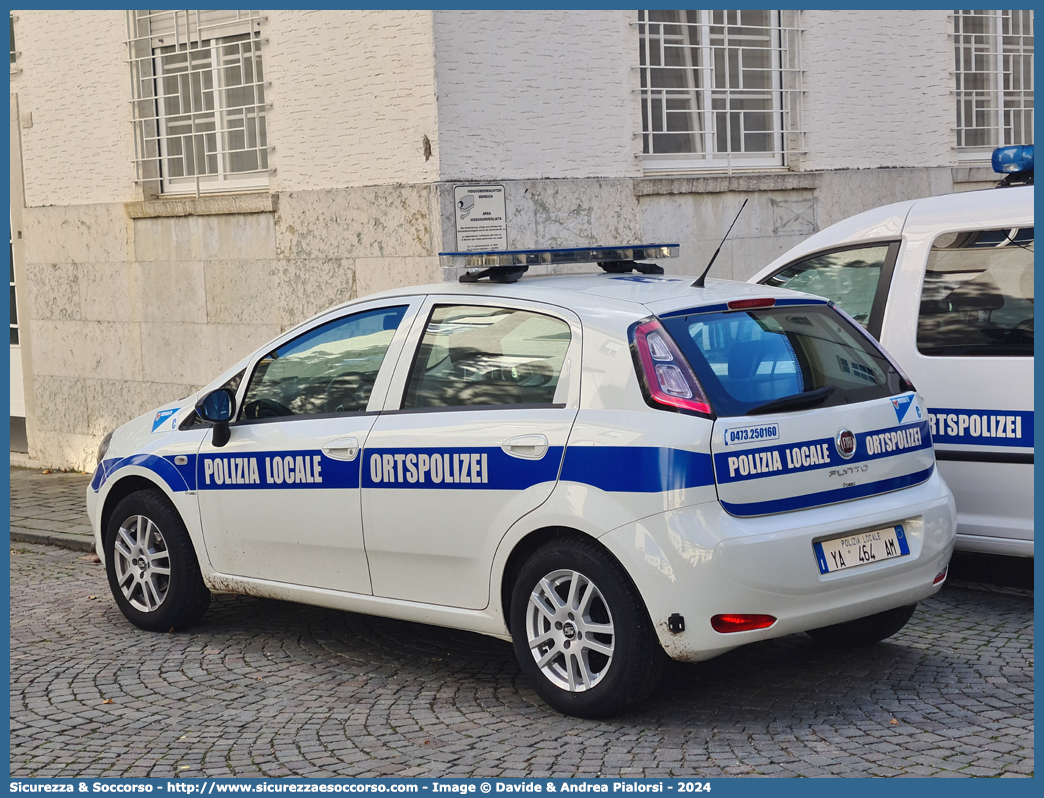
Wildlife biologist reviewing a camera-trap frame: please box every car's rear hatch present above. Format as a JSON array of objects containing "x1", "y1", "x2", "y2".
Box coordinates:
[
  {"x1": 658, "y1": 299, "x2": 934, "y2": 517},
  {"x1": 709, "y1": 396, "x2": 932, "y2": 516}
]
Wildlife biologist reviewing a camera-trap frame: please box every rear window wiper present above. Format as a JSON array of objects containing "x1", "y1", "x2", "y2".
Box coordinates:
[{"x1": 746, "y1": 386, "x2": 836, "y2": 416}]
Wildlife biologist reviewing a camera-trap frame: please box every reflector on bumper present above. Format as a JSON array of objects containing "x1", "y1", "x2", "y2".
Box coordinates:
[{"x1": 711, "y1": 614, "x2": 777, "y2": 633}]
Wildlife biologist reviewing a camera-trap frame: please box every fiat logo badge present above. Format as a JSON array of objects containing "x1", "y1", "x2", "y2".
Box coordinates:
[{"x1": 836, "y1": 429, "x2": 857, "y2": 459}]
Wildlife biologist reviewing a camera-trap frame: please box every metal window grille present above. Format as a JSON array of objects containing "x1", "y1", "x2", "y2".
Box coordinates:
[
  {"x1": 127, "y1": 10, "x2": 270, "y2": 196},
  {"x1": 953, "y1": 9, "x2": 1034, "y2": 159},
  {"x1": 638, "y1": 10, "x2": 803, "y2": 172}
]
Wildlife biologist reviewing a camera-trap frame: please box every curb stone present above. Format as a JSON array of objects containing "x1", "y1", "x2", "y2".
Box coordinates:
[{"x1": 11, "y1": 527, "x2": 95, "y2": 552}]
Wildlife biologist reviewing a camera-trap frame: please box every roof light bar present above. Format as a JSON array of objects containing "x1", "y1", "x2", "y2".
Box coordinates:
[
  {"x1": 992, "y1": 145, "x2": 1034, "y2": 186},
  {"x1": 441, "y1": 244, "x2": 679, "y2": 283},
  {"x1": 992, "y1": 145, "x2": 1033, "y2": 174},
  {"x1": 440, "y1": 244, "x2": 678, "y2": 269}
]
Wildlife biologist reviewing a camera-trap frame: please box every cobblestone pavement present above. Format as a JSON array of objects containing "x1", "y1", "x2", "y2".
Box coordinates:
[{"x1": 10, "y1": 535, "x2": 1033, "y2": 779}]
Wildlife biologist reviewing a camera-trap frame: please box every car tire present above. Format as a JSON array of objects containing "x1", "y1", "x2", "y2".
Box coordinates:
[
  {"x1": 806, "y1": 604, "x2": 917, "y2": 648},
  {"x1": 104, "y1": 489, "x2": 211, "y2": 632},
  {"x1": 509, "y1": 537, "x2": 665, "y2": 718}
]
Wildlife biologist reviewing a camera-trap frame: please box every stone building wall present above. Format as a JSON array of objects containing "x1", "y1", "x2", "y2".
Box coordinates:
[{"x1": 18, "y1": 189, "x2": 444, "y2": 472}]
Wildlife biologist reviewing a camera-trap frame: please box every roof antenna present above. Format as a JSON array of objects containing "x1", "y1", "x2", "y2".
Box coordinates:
[{"x1": 692, "y1": 198, "x2": 748, "y2": 288}]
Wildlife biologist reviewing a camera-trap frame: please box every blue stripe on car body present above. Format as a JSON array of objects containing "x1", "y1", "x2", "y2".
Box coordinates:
[
  {"x1": 714, "y1": 421, "x2": 932, "y2": 485},
  {"x1": 927, "y1": 407, "x2": 1033, "y2": 448},
  {"x1": 92, "y1": 430, "x2": 927, "y2": 512},
  {"x1": 91, "y1": 454, "x2": 193, "y2": 493},
  {"x1": 198, "y1": 451, "x2": 361, "y2": 490},
  {"x1": 360, "y1": 447, "x2": 562, "y2": 490},
  {"x1": 93, "y1": 445, "x2": 716, "y2": 495},
  {"x1": 721, "y1": 466, "x2": 936, "y2": 516},
  {"x1": 560, "y1": 446, "x2": 714, "y2": 493}
]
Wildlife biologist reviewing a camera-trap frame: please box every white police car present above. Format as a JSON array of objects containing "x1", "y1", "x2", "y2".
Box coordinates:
[
  {"x1": 752, "y1": 146, "x2": 1033, "y2": 558},
  {"x1": 88, "y1": 245, "x2": 955, "y2": 718}
]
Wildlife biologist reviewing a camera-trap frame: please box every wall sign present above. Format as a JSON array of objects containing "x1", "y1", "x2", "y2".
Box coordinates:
[{"x1": 454, "y1": 185, "x2": 507, "y2": 252}]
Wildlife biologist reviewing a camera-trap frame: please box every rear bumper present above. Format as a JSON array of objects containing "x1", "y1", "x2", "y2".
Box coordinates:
[{"x1": 600, "y1": 468, "x2": 956, "y2": 661}]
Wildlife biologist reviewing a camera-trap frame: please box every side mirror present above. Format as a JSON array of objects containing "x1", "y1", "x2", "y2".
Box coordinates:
[{"x1": 196, "y1": 388, "x2": 236, "y2": 447}]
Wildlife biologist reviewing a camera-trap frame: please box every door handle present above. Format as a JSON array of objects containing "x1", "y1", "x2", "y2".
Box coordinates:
[
  {"x1": 322, "y1": 437, "x2": 360, "y2": 461},
  {"x1": 502, "y1": 434, "x2": 549, "y2": 460}
]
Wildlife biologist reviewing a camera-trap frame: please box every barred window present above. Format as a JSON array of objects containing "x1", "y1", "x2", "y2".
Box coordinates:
[
  {"x1": 127, "y1": 11, "x2": 269, "y2": 195},
  {"x1": 953, "y1": 10, "x2": 1034, "y2": 159},
  {"x1": 639, "y1": 10, "x2": 802, "y2": 171}
]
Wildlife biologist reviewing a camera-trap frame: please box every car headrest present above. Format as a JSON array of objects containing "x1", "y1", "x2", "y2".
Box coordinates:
[{"x1": 945, "y1": 272, "x2": 1006, "y2": 312}]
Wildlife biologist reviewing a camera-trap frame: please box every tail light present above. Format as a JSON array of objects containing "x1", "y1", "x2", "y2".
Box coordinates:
[
  {"x1": 711, "y1": 614, "x2": 777, "y2": 633},
  {"x1": 933, "y1": 566, "x2": 948, "y2": 585},
  {"x1": 632, "y1": 319, "x2": 712, "y2": 415}
]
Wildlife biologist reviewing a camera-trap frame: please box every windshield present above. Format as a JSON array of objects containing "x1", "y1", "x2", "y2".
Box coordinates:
[{"x1": 660, "y1": 304, "x2": 908, "y2": 417}]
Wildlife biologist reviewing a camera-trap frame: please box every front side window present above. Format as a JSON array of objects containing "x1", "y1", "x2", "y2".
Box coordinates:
[
  {"x1": 917, "y1": 227, "x2": 1034, "y2": 357},
  {"x1": 638, "y1": 10, "x2": 800, "y2": 170},
  {"x1": 241, "y1": 306, "x2": 407, "y2": 420},
  {"x1": 403, "y1": 305, "x2": 571, "y2": 409},
  {"x1": 762, "y1": 244, "x2": 895, "y2": 329},
  {"x1": 953, "y1": 10, "x2": 1034, "y2": 160},
  {"x1": 128, "y1": 11, "x2": 269, "y2": 194},
  {"x1": 662, "y1": 305, "x2": 906, "y2": 416}
]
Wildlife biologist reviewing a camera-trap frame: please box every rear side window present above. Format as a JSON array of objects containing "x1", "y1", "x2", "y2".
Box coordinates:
[
  {"x1": 661, "y1": 304, "x2": 907, "y2": 417},
  {"x1": 917, "y1": 227, "x2": 1033, "y2": 357},
  {"x1": 762, "y1": 244, "x2": 894, "y2": 328},
  {"x1": 403, "y1": 305, "x2": 570, "y2": 409}
]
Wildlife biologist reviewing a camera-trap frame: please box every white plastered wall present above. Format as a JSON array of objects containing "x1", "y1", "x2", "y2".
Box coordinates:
[
  {"x1": 265, "y1": 10, "x2": 440, "y2": 191},
  {"x1": 14, "y1": 10, "x2": 137, "y2": 207},
  {"x1": 432, "y1": 10, "x2": 640, "y2": 181},
  {"x1": 800, "y1": 10, "x2": 955, "y2": 170}
]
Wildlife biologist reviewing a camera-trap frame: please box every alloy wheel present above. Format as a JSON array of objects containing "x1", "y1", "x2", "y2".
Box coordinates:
[
  {"x1": 113, "y1": 514, "x2": 171, "y2": 613},
  {"x1": 525, "y1": 569, "x2": 616, "y2": 692}
]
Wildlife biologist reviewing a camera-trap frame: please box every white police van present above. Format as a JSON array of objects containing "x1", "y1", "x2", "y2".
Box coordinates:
[
  {"x1": 753, "y1": 146, "x2": 1033, "y2": 558},
  {"x1": 88, "y1": 245, "x2": 955, "y2": 717}
]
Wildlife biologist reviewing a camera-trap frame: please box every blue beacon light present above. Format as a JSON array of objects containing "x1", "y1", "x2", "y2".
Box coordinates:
[{"x1": 991, "y1": 145, "x2": 1033, "y2": 184}]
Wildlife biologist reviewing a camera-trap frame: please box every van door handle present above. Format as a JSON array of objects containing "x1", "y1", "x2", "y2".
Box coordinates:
[
  {"x1": 502, "y1": 434, "x2": 549, "y2": 460},
  {"x1": 322, "y1": 437, "x2": 360, "y2": 461}
]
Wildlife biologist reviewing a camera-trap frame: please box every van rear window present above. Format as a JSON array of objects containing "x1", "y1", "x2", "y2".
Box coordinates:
[{"x1": 660, "y1": 305, "x2": 907, "y2": 417}]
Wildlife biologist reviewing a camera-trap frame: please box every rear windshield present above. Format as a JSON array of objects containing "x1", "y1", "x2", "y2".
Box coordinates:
[{"x1": 660, "y1": 304, "x2": 907, "y2": 417}]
